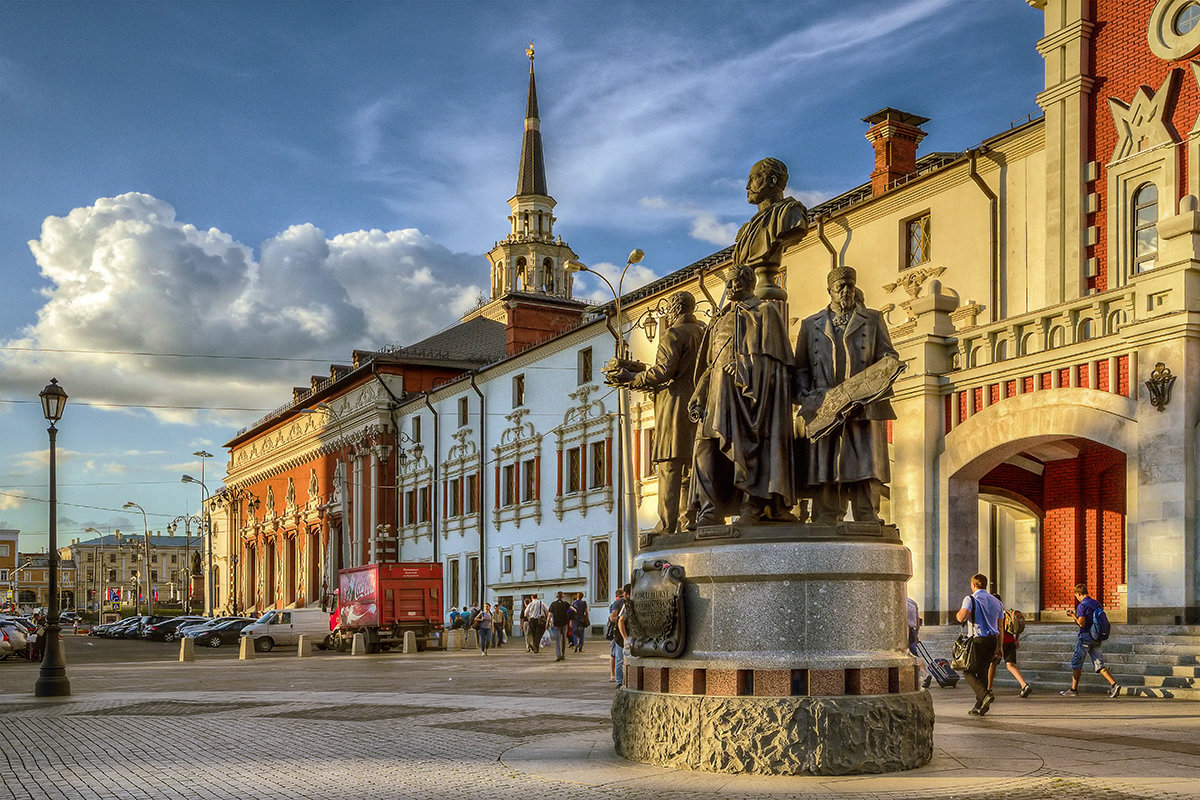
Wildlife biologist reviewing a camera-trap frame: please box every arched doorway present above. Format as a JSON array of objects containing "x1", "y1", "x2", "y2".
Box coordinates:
[{"x1": 938, "y1": 389, "x2": 1135, "y2": 621}]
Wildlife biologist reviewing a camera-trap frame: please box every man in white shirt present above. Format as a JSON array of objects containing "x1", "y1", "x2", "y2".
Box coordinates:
[{"x1": 956, "y1": 573, "x2": 1003, "y2": 717}]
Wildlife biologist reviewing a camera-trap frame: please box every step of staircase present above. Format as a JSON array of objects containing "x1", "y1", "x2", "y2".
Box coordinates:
[{"x1": 915, "y1": 624, "x2": 1200, "y2": 700}]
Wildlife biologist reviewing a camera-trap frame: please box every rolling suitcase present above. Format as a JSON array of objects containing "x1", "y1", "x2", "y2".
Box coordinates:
[{"x1": 914, "y1": 640, "x2": 959, "y2": 688}]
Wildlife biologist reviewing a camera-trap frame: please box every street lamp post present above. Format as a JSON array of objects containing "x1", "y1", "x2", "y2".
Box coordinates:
[
  {"x1": 35, "y1": 377, "x2": 70, "y2": 697},
  {"x1": 181, "y1": 474, "x2": 211, "y2": 616},
  {"x1": 167, "y1": 514, "x2": 200, "y2": 613},
  {"x1": 563, "y1": 251, "x2": 644, "y2": 589},
  {"x1": 121, "y1": 502, "x2": 151, "y2": 616}
]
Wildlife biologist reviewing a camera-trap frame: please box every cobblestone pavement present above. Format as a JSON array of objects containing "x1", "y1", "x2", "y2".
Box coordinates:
[{"x1": 2, "y1": 635, "x2": 1198, "y2": 800}]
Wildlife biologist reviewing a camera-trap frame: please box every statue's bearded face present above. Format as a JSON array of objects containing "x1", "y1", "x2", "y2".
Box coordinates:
[
  {"x1": 746, "y1": 166, "x2": 781, "y2": 205},
  {"x1": 829, "y1": 278, "x2": 856, "y2": 313},
  {"x1": 726, "y1": 267, "x2": 755, "y2": 298}
]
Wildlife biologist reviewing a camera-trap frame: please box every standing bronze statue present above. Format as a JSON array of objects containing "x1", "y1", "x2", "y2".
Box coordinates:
[
  {"x1": 606, "y1": 292, "x2": 706, "y2": 534},
  {"x1": 794, "y1": 266, "x2": 900, "y2": 525},
  {"x1": 734, "y1": 157, "x2": 809, "y2": 301},
  {"x1": 687, "y1": 264, "x2": 796, "y2": 527}
]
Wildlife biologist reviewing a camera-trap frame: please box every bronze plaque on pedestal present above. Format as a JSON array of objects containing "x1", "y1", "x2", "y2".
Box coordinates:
[{"x1": 627, "y1": 559, "x2": 686, "y2": 658}]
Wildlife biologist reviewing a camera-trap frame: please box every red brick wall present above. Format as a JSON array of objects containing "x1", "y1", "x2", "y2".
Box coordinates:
[
  {"x1": 1089, "y1": 1, "x2": 1200, "y2": 290},
  {"x1": 505, "y1": 303, "x2": 584, "y2": 355},
  {"x1": 980, "y1": 463, "x2": 1044, "y2": 514},
  {"x1": 1041, "y1": 441, "x2": 1126, "y2": 611}
]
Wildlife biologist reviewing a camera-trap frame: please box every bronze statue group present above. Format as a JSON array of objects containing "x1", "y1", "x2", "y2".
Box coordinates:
[{"x1": 608, "y1": 157, "x2": 900, "y2": 536}]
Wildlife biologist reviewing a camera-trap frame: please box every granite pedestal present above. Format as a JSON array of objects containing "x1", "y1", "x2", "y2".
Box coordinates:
[{"x1": 611, "y1": 524, "x2": 934, "y2": 775}]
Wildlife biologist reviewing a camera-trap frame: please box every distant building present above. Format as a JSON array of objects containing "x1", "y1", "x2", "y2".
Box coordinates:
[
  {"x1": 9, "y1": 552, "x2": 76, "y2": 612},
  {"x1": 65, "y1": 532, "x2": 199, "y2": 612}
]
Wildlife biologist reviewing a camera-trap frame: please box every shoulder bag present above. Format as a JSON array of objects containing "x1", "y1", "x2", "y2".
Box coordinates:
[{"x1": 950, "y1": 596, "x2": 977, "y2": 672}]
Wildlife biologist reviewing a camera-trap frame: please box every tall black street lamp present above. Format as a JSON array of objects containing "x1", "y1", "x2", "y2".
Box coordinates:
[
  {"x1": 35, "y1": 377, "x2": 70, "y2": 697},
  {"x1": 121, "y1": 501, "x2": 151, "y2": 616}
]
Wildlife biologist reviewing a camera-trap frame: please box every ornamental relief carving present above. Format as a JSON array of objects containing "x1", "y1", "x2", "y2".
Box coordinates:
[{"x1": 1109, "y1": 69, "x2": 1180, "y2": 162}]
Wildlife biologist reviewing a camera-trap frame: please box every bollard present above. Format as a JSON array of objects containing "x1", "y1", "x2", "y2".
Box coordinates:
[
  {"x1": 444, "y1": 629, "x2": 462, "y2": 650},
  {"x1": 179, "y1": 636, "x2": 195, "y2": 663},
  {"x1": 239, "y1": 636, "x2": 255, "y2": 660},
  {"x1": 297, "y1": 634, "x2": 310, "y2": 658},
  {"x1": 351, "y1": 632, "x2": 366, "y2": 655},
  {"x1": 465, "y1": 628, "x2": 476, "y2": 649},
  {"x1": 402, "y1": 631, "x2": 418, "y2": 654}
]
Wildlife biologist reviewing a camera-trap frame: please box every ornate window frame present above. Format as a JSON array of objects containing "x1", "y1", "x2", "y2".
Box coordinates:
[
  {"x1": 492, "y1": 408, "x2": 543, "y2": 530},
  {"x1": 441, "y1": 427, "x2": 481, "y2": 538},
  {"x1": 553, "y1": 384, "x2": 615, "y2": 521},
  {"x1": 397, "y1": 443, "x2": 434, "y2": 542}
]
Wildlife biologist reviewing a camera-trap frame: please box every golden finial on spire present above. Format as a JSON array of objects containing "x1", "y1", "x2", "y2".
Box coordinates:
[{"x1": 526, "y1": 41, "x2": 535, "y2": 61}]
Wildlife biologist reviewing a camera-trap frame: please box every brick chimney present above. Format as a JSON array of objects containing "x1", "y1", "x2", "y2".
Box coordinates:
[
  {"x1": 863, "y1": 108, "x2": 929, "y2": 196},
  {"x1": 504, "y1": 297, "x2": 585, "y2": 356}
]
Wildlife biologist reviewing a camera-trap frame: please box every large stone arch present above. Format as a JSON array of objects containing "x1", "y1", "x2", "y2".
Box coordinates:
[{"x1": 933, "y1": 389, "x2": 1138, "y2": 620}]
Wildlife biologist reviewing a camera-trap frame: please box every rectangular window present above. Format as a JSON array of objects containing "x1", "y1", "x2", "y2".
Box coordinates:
[
  {"x1": 567, "y1": 447, "x2": 582, "y2": 493},
  {"x1": 108, "y1": 569, "x2": 116, "y2": 582},
  {"x1": 171, "y1": 554, "x2": 177, "y2": 564},
  {"x1": 502, "y1": 553, "x2": 512, "y2": 574},
  {"x1": 578, "y1": 347, "x2": 593, "y2": 385},
  {"x1": 522, "y1": 459, "x2": 536, "y2": 502},
  {"x1": 151, "y1": 554, "x2": 158, "y2": 564},
  {"x1": 151, "y1": 570, "x2": 158, "y2": 582},
  {"x1": 457, "y1": 397, "x2": 469, "y2": 428},
  {"x1": 420, "y1": 487, "x2": 431, "y2": 522},
  {"x1": 0, "y1": 569, "x2": 7, "y2": 583},
  {"x1": 512, "y1": 374, "x2": 525, "y2": 408},
  {"x1": 85, "y1": 570, "x2": 93, "y2": 582},
  {"x1": 905, "y1": 214, "x2": 931, "y2": 268},
  {"x1": 468, "y1": 556, "x2": 480, "y2": 605},
  {"x1": 0, "y1": 544, "x2": 8, "y2": 557},
  {"x1": 412, "y1": 416, "x2": 422, "y2": 443},
  {"x1": 85, "y1": 551, "x2": 92, "y2": 562},
  {"x1": 590, "y1": 441, "x2": 607, "y2": 489},
  {"x1": 449, "y1": 559, "x2": 460, "y2": 605},
  {"x1": 449, "y1": 478, "x2": 461, "y2": 517},
  {"x1": 465, "y1": 473, "x2": 478, "y2": 514},
  {"x1": 524, "y1": 549, "x2": 536, "y2": 572},
  {"x1": 503, "y1": 464, "x2": 517, "y2": 506},
  {"x1": 109, "y1": 553, "x2": 116, "y2": 563},
  {"x1": 565, "y1": 545, "x2": 578, "y2": 569},
  {"x1": 643, "y1": 428, "x2": 656, "y2": 477},
  {"x1": 405, "y1": 490, "x2": 417, "y2": 525}
]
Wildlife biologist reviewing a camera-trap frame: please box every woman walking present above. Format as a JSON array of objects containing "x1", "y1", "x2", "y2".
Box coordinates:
[{"x1": 476, "y1": 602, "x2": 494, "y2": 656}]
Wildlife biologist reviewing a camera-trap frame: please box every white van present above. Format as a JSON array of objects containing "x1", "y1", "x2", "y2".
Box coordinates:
[{"x1": 241, "y1": 607, "x2": 333, "y2": 652}]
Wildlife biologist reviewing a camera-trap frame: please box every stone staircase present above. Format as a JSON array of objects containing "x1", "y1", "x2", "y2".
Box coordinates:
[{"x1": 916, "y1": 623, "x2": 1200, "y2": 700}]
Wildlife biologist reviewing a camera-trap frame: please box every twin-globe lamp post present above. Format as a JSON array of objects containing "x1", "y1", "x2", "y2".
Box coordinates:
[
  {"x1": 563, "y1": 250, "x2": 644, "y2": 591},
  {"x1": 35, "y1": 378, "x2": 70, "y2": 697},
  {"x1": 181, "y1": 473, "x2": 212, "y2": 616}
]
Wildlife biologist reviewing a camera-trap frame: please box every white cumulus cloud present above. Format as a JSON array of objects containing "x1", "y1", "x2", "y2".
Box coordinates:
[{"x1": 2, "y1": 192, "x2": 487, "y2": 426}]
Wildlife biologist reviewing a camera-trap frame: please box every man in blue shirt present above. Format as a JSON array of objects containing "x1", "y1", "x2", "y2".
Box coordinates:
[
  {"x1": 1061, "y1": 583, "x2": 1121, "y2": 698},
  {"x1": 956, "y1": 573, "x2": 1003, "y2": 716}
]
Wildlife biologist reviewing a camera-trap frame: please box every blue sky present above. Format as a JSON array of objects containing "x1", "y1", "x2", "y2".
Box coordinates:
[{"x1": 0, "y1": 0, "x2": 1045, "y2": 551}]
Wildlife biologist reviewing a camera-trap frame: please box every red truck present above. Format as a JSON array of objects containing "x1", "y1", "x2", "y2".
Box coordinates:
[{"x1": 331, "y1": 562, "x2": 443, "y2": 653}]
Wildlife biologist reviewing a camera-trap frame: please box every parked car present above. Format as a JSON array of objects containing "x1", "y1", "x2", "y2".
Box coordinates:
[
  {"x1": 176, "y1": 618, "x2": 220, "y2": 640},
  {"x1": 0, "y1": 621, "x2": 28, "y2": 659},
  {"x1": 192, "y1": 617, "x2": 256, "y2": 648},
  {"x1": 242, "y1": 607, "x2": 334, "y2": 652},
  {"x1": 100, "y1": 617, "x2": 142, "y2": 639},
  {"x1": 142, "y1": 616, "x2": 207, "y2": 642}
]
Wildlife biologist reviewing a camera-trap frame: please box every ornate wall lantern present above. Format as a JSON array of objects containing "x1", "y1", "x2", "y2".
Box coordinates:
[{"x1": 1145, "y1": 362, "x2": 1176, "y2": 412}]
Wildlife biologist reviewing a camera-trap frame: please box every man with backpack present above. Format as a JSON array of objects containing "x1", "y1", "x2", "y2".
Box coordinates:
[
  {"x1": 570, "y1": 593, "x2": 590, "y2": 653},
  {"x1": 1061, "y1": 583, "x2": 1121, "y2": 698},
  {"x1": 523, "y1": 594, "x2": 547, "y2": 654}
]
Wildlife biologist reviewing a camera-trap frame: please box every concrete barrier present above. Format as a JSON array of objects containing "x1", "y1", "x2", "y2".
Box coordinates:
[
  {"x1": 465, "y1": 629, "x2": 476, "y2": 649},
  {"x1": 178, "y1": 637, "x2": 195, "y2": 662},
  {"x1": 238, "y1": 636, "x2": 255, "y2": 660},
  {"x1": 402, "y1": 631, "x2": 418, "y2": 654},
  {"x1": 351, "y1": 632, "x2": 366, "y2": 655},
  {"x1": 444, "y1": 629, "x2": 463, "y2": 650},
  {"x1": 297, "y1": 634, "x2": 311, "y2": 658}
]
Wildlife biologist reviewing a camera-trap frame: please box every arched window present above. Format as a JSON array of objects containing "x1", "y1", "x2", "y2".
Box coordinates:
[
  {"x1": 516, "y1": 257, "x2": 527, "y2": 291},
  {"x1": 1133, "y1": 183, "x2": 1158, "y2": 273},
  {"x1": 543, "y1": 258, "x2": 554, "y2": 291}
]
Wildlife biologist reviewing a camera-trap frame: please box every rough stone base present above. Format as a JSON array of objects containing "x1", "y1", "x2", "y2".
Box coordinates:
[{"x1": 612, "y1": 687, "x2": 933, "y2": 775}]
